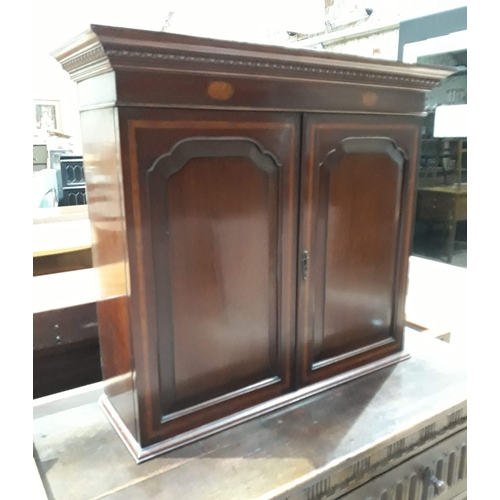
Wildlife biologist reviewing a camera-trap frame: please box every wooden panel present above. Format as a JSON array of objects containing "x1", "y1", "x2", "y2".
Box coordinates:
[
  {"x1": 112, "y1": 70, "x2": 426, "y2": 115},
  {"x1": 416, "y1": 191, "x2": 453, "y2": 222},
  {"x1": 33, "y1": 302, "x2": 98, "y2": 351},
  {"x1": 33, "y1": 268, "x2": 101, "y2": 399},
  {"x1": 316, "y1": 139, "x2": 404, "y2": 359},
  {"x1": 33, "y1": 339, "x2": 102, "y2": 399},
  {"x1": 79, "y1": 107, "x2": 137, "y2": 440},
  {"x1": 148, "y1": 140, "x2": 280, "y2": 414},
  {"x1": 120, "y1": 108, "x2": 299, "y2": 444},
  {"x1": 416, "y1": 189, "x2": 467, "y2": 223},
  {"x1": 297, "y1": 114, "x2": 421, "y2": 386},
  {"x1": 33, "y1": 299, "x2": 101, "y2": 399}
]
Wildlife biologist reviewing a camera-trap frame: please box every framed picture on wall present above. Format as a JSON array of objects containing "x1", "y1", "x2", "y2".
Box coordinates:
[{"x1": 34, "y1": 99, "x2": 62, "y2": 139}]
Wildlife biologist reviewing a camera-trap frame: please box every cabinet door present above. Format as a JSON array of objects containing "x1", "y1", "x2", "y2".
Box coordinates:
[
  {"x1": 122, "y1": 109, "x2": 299, "y2": 445},
  {"x1": 297, "y1": 114, "x2": 421, "y2": 386}
]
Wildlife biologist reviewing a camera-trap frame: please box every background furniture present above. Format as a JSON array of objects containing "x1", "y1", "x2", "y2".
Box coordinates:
[
  {"x1": 51, "y1": 154, "x2": 87, "y2": 206},
  {"x1": 415, "y1": 102, "x2": 468, "y2": 264},
  {"x1": 33, "y1": 269, "x2": 101, "y2": 398},
  {"x1": 419, "y1": 138, "x2": 443, "y2": 187},
  {"x1": 53, "y1": 24, "x2": 452, "y2": 461},
  {"x1": 33, "y1": 146, "x2": 88, "y2": 208},
  {"x1": 33, "y1": 218, "x2": 92, "y2": 276},
  {"x1": 33, "y1": 330, "x2": 467, "y2": 500},
  {"x1": 33, "y1": 207, "x2": 98, "y2": 398},
  {"x1": 33, "y1": 205, "x2": 89, "y2": 224},
  {"x1": 415, "y1": 185, "x2": 467, "y2": 264},
  {"x1": 33, "y1": 144, "x2": 48, "y2": 172},
  {"x1": 418, "y1": 138, "x2": 467, "y2": 188}
]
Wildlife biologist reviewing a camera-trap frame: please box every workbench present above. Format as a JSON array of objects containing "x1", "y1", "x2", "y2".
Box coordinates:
[{"x1": 33, "y1": 330, "x2": 466, "y2": 500}]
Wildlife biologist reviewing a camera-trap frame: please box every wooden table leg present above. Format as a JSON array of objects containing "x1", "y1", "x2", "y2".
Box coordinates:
[{"x1": 446, "y1": 216, "x2": 457, "y2": 264}]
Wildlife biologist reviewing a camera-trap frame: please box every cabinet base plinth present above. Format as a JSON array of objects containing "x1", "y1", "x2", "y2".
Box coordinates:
[{"x1": 100, "y1": 350, "x2": 410, "y2": 463}]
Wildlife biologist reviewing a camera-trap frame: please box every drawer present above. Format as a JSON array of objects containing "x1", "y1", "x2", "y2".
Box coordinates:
[
  {"x1": 340, "y1": 429, "x2": 466, "y2": 500},
  {"x1": 416, "y1": 192, "x2": 453, "y2": 222}
]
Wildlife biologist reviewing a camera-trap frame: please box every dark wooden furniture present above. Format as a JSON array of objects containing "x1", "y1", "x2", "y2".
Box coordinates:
[
  {"x1": 33, "y1": 269, "x2": 102, "y2": 398},
  {"x1": 52, "y1": 25, "x2": 452, "y2": 461},
  {"x1": 416, "y1": 186, "x2": 467, "y2": 263},
  {"x1": 418, "y1": 138, "x2": 467, "y2": 189},
  {"x1": 33, "y1": 330, "x2": 467, "y2": 500},
  {"x1": 51, "y1": 154, "x2": 88, "y2": 206}
]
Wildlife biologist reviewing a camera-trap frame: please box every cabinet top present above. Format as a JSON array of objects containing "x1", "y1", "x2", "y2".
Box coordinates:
[{"x1": 52, "y1": 24, "x2": 453, "y2": 90}]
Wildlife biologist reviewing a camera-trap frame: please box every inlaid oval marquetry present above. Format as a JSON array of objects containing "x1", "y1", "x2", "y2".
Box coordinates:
[
  {"x1": 362, "y1": 91, "x2": 378, "y2": 107},
  {"x1": 207, "y1": 81, "x2": 234, "y2": 101}
]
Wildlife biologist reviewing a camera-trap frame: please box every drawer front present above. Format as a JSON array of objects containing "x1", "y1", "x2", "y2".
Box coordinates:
[
  {"x1": 339, "y1": 429, "x2": 467, "y2": 500},
  {"x1": 416, "y1": 192, "x2": 453, "y2": 222}
]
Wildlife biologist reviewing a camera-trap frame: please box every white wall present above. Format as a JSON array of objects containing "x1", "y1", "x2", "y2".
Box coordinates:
[
  {"x1": 323, "y1": 28, "x2": 399, "y2": 60},
  {"x1": 33, "y1": 1, "x2": 321, "y2": 150},
  {"x1": 33, "y1": 0, "x2": 467, "y2": 150},
  {"x1": 33, "y1": 0, "x2": 184, "y2": 152}
]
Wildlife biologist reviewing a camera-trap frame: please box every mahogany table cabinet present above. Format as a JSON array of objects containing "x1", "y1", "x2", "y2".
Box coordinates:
[{"x1": 53, "y1": 25, "x2": 453, "y2": 462}]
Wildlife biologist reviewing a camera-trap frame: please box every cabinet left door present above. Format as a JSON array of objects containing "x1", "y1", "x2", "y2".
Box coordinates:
[{"x1": 119, "y1": 109, "x2": 300, "y2": 446}]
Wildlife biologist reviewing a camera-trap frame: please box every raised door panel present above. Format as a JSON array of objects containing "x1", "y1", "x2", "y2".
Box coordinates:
[
  {"x1": 297, "y1": 114, "x2": 421, "y2": 386},
  {"x1": 149, "y1": 140, "x2": 280, "y2": 415},
  {"x1": 120, "y1": 109, "x2": 299, "y2": 445}
]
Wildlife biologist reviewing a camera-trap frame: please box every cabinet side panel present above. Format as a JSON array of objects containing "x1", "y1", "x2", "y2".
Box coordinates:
[{"x1": 79, "y1": 106, "x2": 137, "y2": 440}]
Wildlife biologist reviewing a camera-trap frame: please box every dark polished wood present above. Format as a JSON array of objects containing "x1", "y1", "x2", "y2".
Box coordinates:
[
  {"x1": 33, "y1": 340, "x2": 101, "y2": 399},
  {"x1": 33, "y1": 301, "x2": 98, "y2": 351},
  {"x1": 79, "y1": 106, "x2": 137, "y2": 440},
  {"x1": 120, "y1": 108, "x2": 299, "y2": 444},
  {"x1": 52, "y1": 25, "x2": 453, "y2": 460},
  {"x1": 33, "y1": 300, "x2": 101, "y2": 399},
  {"x1": 107, "y1": 70, "x2": 428, "y2": 116},
  {"x1": 33, "y1": 270, "x2": 101, "y2": 398},
  {"x1": 297, "y1": 114, "x2": 422, "y2": 386},
  {"x1": 150, "y1": 138, "x2": 282, "y2": 414}
]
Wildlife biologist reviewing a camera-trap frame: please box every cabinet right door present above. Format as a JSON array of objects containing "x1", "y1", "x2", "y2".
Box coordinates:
[{"x1": 296, "y1": 114, "x2": 422, "y2": 386}]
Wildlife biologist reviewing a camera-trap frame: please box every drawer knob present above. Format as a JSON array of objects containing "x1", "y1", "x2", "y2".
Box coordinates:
[{"x1": 430, "y1": 475, "x2": 447, "y2": 495}]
